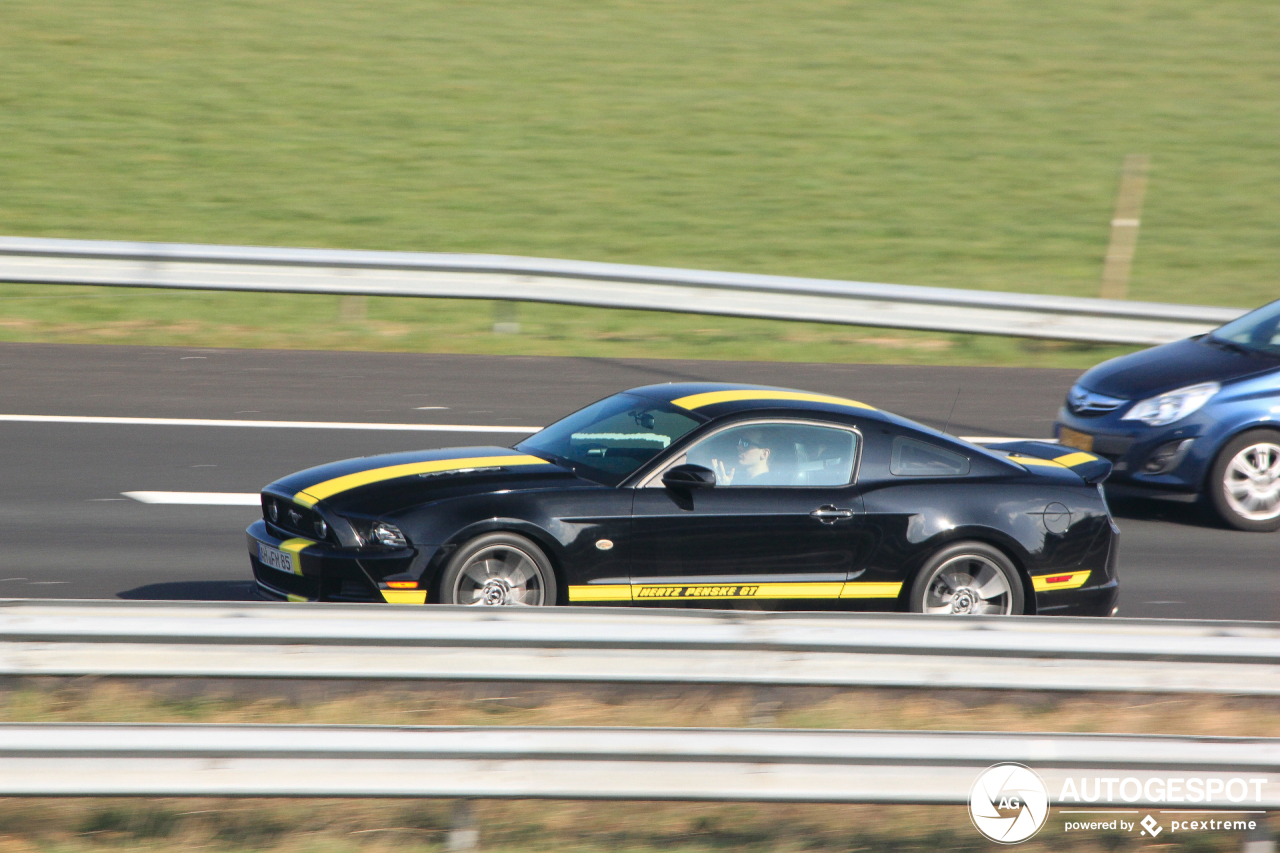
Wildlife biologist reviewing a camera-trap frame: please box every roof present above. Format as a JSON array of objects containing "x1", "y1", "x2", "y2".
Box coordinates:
[
  {"x1": 622, "y1": 383, "x2": 1013, "y2": 465},
  {"x1": 625, "y1": 382, "x2": 894, "y2": 422}
]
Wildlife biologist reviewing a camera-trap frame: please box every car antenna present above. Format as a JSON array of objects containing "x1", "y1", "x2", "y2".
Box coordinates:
[{"x1": 941, "y1": 388, "x2": 961, "y2": 436}]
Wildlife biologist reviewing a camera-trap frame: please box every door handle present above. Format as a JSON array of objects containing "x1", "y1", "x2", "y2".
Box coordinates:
[{"x1": 810, "y1": 505, "x2": 855, "y2": 524}]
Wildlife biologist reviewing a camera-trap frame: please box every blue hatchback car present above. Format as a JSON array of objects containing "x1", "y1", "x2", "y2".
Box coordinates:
[{"x1": 1055, "y1": 299, "x2": 1280, "y2": 531}]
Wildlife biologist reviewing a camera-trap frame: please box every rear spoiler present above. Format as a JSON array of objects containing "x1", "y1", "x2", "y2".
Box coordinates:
[{"x1": 984, "y1": 440, "x2": 1113, "y2": 485}]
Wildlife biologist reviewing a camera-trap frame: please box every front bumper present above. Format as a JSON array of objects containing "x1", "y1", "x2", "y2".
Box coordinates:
[
  {"x1": 1054, "y1": 407, "x2": 1212, "y2": 499},
  {"x1": 247, "y1": 520, "x2": 424, "y2": 603}
]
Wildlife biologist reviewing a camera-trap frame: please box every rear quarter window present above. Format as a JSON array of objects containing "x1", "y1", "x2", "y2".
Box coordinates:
[{"x1": 890, "y1": 436, "x2": 971, "y2": 476}]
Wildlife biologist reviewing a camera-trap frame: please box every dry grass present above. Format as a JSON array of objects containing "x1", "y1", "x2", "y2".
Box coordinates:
[
  {"x1": 0, "y1": 798, "x2": 1268, "y2": 852},
  {"x1": 2, "y1": 679, "x2": 1277, "y2": 736},
  {"x1": 0, "y1": 682, "x2": 1273, "y2": 851}
]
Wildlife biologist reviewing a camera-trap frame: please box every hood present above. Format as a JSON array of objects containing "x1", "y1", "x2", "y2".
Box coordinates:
[
  {"x1": 265, "y1": 446, "x2": 576, "y2": 514},
  {"x1": 1078, "y1": 337, "x2": 1280, "y2": 400}
]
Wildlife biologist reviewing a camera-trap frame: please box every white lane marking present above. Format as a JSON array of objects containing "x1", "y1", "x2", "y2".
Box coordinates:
[
  {"x1": 123, "y1": 491, "x2": 261, "y2": 505},
  {"x1": 415, "y1": 406, "x2": 450, "y2": 410},
  {"x1": 0, "y1": 414, "x2": 540, "y2": 433}
]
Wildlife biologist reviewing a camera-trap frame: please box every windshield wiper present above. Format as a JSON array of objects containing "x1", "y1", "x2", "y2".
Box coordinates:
[{"x1": 1205, "y1": 335, "x2": 1253, "y2": 356}]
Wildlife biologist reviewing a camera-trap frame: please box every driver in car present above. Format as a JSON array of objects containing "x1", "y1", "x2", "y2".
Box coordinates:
[{"x1": 710, "y1": 429, "x2": 787, "y2": 485}]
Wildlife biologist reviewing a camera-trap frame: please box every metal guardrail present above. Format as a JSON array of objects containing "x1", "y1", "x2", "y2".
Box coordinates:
[
  {"x1": 1, "y1": 723, "x2": 1276, "y2": 805},
  {"x1": 3, "y1": 600, "x2": 1278, "y2": 695},
  {"x1": 0, "y1": 236, "x2": 1244, "y2": 345}
]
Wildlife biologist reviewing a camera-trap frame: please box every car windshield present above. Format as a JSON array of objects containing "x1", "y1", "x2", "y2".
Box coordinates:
[
  {"x1": 516, "y1": 393, "x2": 705, "y2": 486},
  {"x1": 1209, "y1": 299, "x2": 1280, "y2": 356}
]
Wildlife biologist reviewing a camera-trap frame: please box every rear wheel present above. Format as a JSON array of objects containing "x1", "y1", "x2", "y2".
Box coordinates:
[
  {"x1": 908, "y1": 541, "x2": 1025, "y2": 615},
  {"x1": 437, "y1": 532, "x2": 558, "y2": 606},
  {"x1": 1207, "y1": 430, "x2": 1280, "y2": 532}
]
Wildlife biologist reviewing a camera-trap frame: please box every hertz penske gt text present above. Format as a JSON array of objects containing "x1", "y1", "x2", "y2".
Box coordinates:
[{"x1": 248, "y1": 383, "x2": 1119, "y2": 615}]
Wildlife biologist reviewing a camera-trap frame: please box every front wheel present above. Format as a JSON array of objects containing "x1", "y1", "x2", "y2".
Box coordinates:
[
  {"x1": 1207, "y1": 430, "x2": 1280, "y2": 532},
  {"x1": 908, "y1": 542, "x2": 1025, "y2": 615},
  {"x1": 437, "y1": 532, "x2": 559, "y2": 606}
]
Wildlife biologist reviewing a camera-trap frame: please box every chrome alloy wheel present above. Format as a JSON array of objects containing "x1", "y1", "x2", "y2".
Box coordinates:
[
  {"x1": 921, "y1": 554, "x2": 1014, "y2": 615},
  {"x1": 452, "y1": 544, "x2": 548, "y2": 606},
  {"x1": 1223, "y1": 441, "x2": 1280, "y2": 522}
]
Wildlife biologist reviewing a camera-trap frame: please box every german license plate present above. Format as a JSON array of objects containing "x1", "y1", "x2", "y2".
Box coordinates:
[
  {"x1": 258, "y1": 543, "x2": 295, "y2": 574},
  {"x1": 1059, "y1": 426, "x2": 1094, "y2": 452}
]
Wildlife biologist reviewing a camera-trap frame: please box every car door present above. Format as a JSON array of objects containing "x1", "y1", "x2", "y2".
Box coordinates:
[{"x1": 630, "y1": 419, "x2": 878, "y2": 603}]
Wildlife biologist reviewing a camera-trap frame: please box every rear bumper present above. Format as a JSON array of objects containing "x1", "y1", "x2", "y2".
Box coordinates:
[
  {"x1": 1031, "y1": 526, "x2": 1120, "y2": 617},
  {"x1": 246, "y1": 520, "x2": 422, "y2": 603}
]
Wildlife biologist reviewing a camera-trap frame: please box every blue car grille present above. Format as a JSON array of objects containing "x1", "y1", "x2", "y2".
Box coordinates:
[{"x1": 1066, "y1": 386, "x2": 1127, "y2": 416}]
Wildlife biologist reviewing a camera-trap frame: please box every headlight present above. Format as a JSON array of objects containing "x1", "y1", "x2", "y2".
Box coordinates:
[
  {"x1": 370, "y1": 522, "x2": 407, "y2": 548},
  {"x1": 313, "y1": 518, "x2": 328, "y2": 538},
  {"x1": 265, "y1": 498, "x2": 279, "y2": 522},
  {"x1": 1120, "y1": 381, "x2": 1219, "y2": 427}
]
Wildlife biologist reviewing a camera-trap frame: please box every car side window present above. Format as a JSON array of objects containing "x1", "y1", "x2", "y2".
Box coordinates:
[
  {"x1": 685, "y1": 423, "x2": 858, "y2": 487},
  {"x1": 890, "y1": 436, "x2": 970, "y2": 476}
]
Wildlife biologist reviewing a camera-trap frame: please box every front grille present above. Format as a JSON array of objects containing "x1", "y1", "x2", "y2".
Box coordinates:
[
  {"x1": 1090, "y1": 434, "x2": 1135, "y2": 463},
  {"x1": 1066, "y1": 386, "x2": 1127, "y2": 417},
  {"x1": 331, "y1": 576, "x2": 380, "y2": 602},
  {"x1": 262, "y1": 495, "x2": 333, "y2": 542}
]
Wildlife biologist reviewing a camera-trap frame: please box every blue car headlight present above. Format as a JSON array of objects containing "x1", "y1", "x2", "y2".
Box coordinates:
[{"x1": 1120, "y1": 381, "x2": 1220, "y2": 427}]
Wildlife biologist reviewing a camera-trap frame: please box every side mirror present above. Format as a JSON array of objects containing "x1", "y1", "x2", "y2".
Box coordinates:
[{"x1": 662, "y1": 463, "x2": 716, "y2": 489}]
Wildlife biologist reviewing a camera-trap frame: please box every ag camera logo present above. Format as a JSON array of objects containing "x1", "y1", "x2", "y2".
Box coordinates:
[{"x1": 970, "y1": 763, "x2": 1050, "y2": 844}]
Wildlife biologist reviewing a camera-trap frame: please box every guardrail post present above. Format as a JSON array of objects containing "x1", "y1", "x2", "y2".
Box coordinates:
[
  {"x1": 448, "y1": 798, "x2": 479, "y2": 851},
  {"x1": 1100, "y1": 154, "x2": 1150, "y2": 300},
  {"x1": 1243, "y1": 821, "x2": 1275, "y2": 853},
  {"x1": 749, "y1": 686, "x2": 782, "y2": 726},
  {"x1": 339, "y1": 295, "x2": 368, "y2": 323},
  {"x1": 493, "y1": 300, "x2": 520, "y2": 334}
]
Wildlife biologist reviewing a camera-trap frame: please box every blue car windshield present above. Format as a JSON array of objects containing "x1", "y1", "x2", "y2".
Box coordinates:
[
  {"x1": 517, "y1": 393, "x2": 705, "y2": 486},
  {"x1": 1210, "y1": 300, "x2": 1280, "y2": 356}
]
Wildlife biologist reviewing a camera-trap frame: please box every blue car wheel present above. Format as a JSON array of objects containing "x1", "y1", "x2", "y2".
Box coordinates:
[{"x1": 1207, "y1": 429, "x2": 1280, "y2": 532}]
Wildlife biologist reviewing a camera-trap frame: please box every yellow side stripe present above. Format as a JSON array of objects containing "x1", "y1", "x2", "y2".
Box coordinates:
[
  {"x1": 286, "y1": 594, "x2": 309, "y2": 603},
  {"x1": 569, "y1": 585, "x2": 633, "y2": 602},
  {"x1": 670, "y1": 390, "x2": 875, "y2": 412},
  {"x1": 633, "y1": 582, "x2": 845, "y2": 599},
  {"x1": 839, "y1": 581, "x2": 904, "y2": 599},
  {"x1": 381, "y1": 590, "x2": 429, "y2": 605},
  {"x1": 1053, "y1": 451, "x2": 1099, "y2": 467},
  {"x1": 279, "y1": 538, "x2": 314, "y2": 576},
  {"x1": 571, "y1": 581, "x2": 903, "y2": 602},
  {"x1": 295, "y1": 455, "x2": 551, "y2": 506},
  {"x1": 1031, "y1": 570, "x2": 1092, "y2": 592}
]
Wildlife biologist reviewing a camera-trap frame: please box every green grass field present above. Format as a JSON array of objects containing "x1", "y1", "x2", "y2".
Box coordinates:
[{"x1": 1, "y1": 0, "x2": 1276, "y2": 364}]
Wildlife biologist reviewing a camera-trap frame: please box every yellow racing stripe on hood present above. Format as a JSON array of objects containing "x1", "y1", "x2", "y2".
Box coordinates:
[
  {"x1": 671, "y1": 390, "x2": 875, "y2": 411},
  {"x1": 295, "y1": 454, "x2": 550, "y2": 506}
]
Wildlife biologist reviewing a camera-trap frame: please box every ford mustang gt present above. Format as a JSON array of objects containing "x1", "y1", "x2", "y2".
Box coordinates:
[{"x1": 248, "y1": 383, "x2": 1119, "y2": 616}]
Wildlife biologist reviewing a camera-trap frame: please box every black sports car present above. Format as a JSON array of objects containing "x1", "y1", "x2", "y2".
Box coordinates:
[{"x1": 248, "y1": 383, "x2": 1119, "y2": 616}]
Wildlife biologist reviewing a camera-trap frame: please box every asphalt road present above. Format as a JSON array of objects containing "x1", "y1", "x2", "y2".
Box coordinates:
[{"x1": 1, "y1": 342, "x2": 1275, "y2": 621}]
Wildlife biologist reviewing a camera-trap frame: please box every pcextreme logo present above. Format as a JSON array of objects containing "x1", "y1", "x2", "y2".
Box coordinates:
[{"x1": 970, "y1": 763, "x2": 1051, "y2": 844}]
